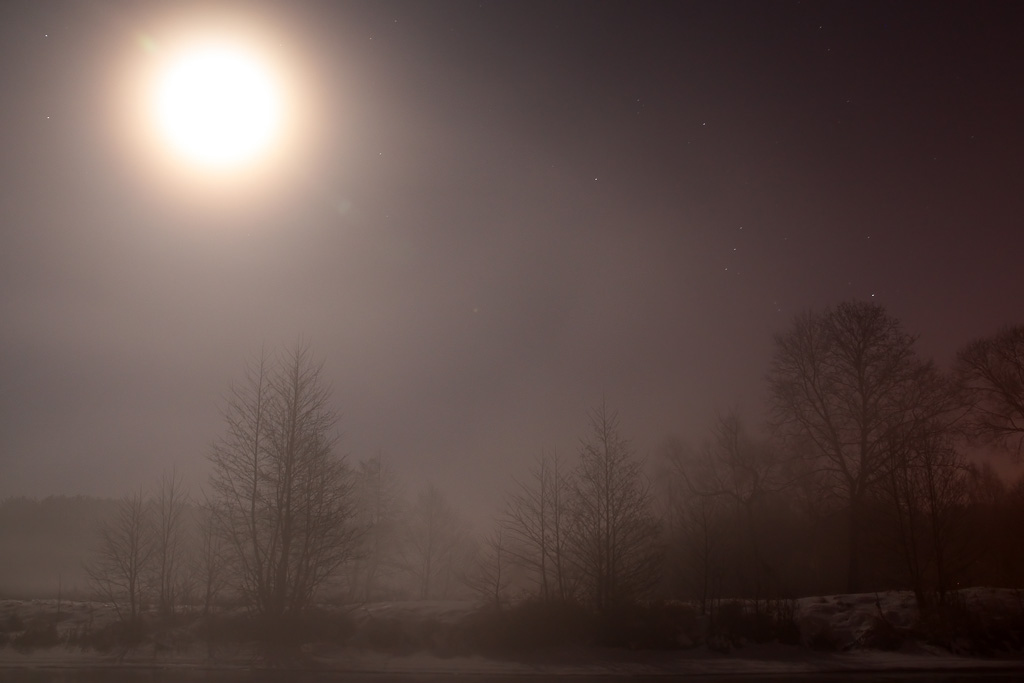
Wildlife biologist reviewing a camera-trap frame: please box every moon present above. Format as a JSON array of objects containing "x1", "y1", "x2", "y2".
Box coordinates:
[{"x1": 153, "y1": 42, "x2": 283, "y2": 170}]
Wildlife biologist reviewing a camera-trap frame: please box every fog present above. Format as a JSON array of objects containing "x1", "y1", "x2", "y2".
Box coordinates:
[{"x1": 2, "y1": 1, "x2": 1024, "y2": 670}]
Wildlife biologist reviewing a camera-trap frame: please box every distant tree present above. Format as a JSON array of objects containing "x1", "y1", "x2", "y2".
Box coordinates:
[
  {"x1": 207, "y1": 342, "x2": 361, "y2": 618},
  {"x1": 502, "y1": 451, "x2": 574, "y2": 602},
  {"x1": 194, "y1": 502, "x2": 229, "y2": 615},
  {"x1": 85, "y1": 492, "x2": 153, "y2": 622},
  {"x1": 963, "y1": 464, "x2": 1024, "y2": 588},
  {"x1": 680, "y1": 413, "x2": 790, "y2": 603},
  {"x1": 1001, "y1": 476, "x2": 1024, "y2": 586},
  {"x1": 461, "y1": 525, "x2": 511, "y2": 609},
  {"x1": 0, "y1": 496, "x2": 116, "y2": 599},
  {"x1": 152, "y1": 469, "x2": 188, "y2": 617},
  {"x1": 401, "y1": 484, "x2": 472, "y2": 600},
  {"x1": 660, "y1": 438, "x2": 725, "y2": 614},
  {"x1": 767, "y1": 301, "x2": 944, "y2": 592},
  {"x1": 568, "y1": 403, "x2": 661, "y2": 613},
  {"x1": 968, "y1": 460, "x2": 1008, "y2": 508},
  {"x1": 956, "y1": 325, "x2": 1024, "y2": 460},
  {"x1": 350, "y1": 453, "x2": 403, "y2": 601}
]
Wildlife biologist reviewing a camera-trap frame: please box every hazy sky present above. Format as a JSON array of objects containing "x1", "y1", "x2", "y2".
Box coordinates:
[{"x1": 2, "y1": 1, "x2": 1023, "y2": 517}]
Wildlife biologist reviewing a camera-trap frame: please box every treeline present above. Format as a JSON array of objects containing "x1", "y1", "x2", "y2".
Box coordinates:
[
  {"x1": 481, "y1": 302, "x2": 1024, "y2": 620},
  {"x1": 78, "y1": 466, "x2": 483, "y2": 622},
  {"x1": 33, "y1": 302, "x2": 1024, "y2": 631}
]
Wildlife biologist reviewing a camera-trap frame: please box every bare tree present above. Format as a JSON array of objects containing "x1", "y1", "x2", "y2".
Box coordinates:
[
  {"x1": 207, "y1": 342, "x2": 361, "y2": 618},
  {"x1": 681, "y1": 413, "x2": 791, "y2": 603},
  {"x1": 767, "y1": 301, "x2": 941, "y2": 592},
  {"x1": 401, "y1": 484, "x2": 472, "y2": 600},
  {"x1": 956, "y1": 325, "x2": 1024, "y2": 460},
  {"x1": 883, "y1": 423, "x2": 971, "y2": 609},
  {"x1": 85, "y1": 492, "x2": 153, "y2": 623},
  {"x1": 502, "y1": 451, "x2": 574, "y2": 603},
  {"x1": 461, "y1": 525, "x2": 512, "y2": 609},
  {"x1": 569, "y1": 402, "x2": 661, "y2": 614},
  {"x1": 661, "y1": 438, "x2": 725, "y2": 614},
  {"x1": 152, "y1": 469, "x2": 188, "y2": 617},
  {"x1": 350, "y1": 453, "x2": 403, "y2": 601},
  {"x1": 194, "y1": 501, "x2": 229, "y2": 615}
]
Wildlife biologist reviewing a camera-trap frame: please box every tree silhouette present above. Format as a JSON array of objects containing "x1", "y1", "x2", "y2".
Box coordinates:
[
  {"x1": 350, "y1": 453, "x2": 404, "y2": 601},
  {"x1": 85, "y1": 492, "x2": 153, "y2": 623},
  {"x1": 882, "y1": 420, "x2": 971, "y2": 609},
  {"x1": 401, "y1": 484, "x2": 471, "y2": 600},
  {"x1": 677, "y1": 413, "x2": 788, "y2": 607},
  {"x1": 568, "y1": 402, "x2": 661, "y2": 614},
  {"x1": 462, "y1": 525, "x2": 511, "y2": 609},
  {"x1": 768, "y1": 301, "x2": 940, "y2": 592},
  {"x1": 957, "y1": 325, "x2": 1024, "y2": 460},
  {"x1": 152, "y1": 469, "x2": 188, "y2": 617},
  {"x1": 207, "y1": 342, "x2": 360, "y2": 618},
  {"x1": 502, "y1": 451, "x2": 574, "y2": 602}
]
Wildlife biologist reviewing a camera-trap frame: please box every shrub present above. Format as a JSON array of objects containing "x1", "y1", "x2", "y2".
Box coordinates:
[
  {"x1": 202, "y1": 610, "x2": 354, "y2": 649},
  {"x1": 12, "y1": 624, "x2": 60, "y2": 652},
  {"x1": 465, "y1": 600, "x2": 596, "y2": 655},
  {"x1": 712, "y1": 599, "x2": 799, "y2": 645},
  {"x1": 859, "y1": 616, "x2": 904, "y2": 651},
  {"x1": 4, "y1": 612, "x2": 24, "y2": 633},
  {"x1": 808, "y1": 623, "x2": 841, "y2": 651},
  {"x1": 918, "y1": 591, "x2": 1024, "y2": 655},
  {"x1": 350, "y1": 616, "x2": 416, "y2": 654},
  {"x1": 597, "y1": 602, "x2": 697, "y2": 649},
  {"x1": 768, "y1": 599, "x2": 801, "y2": 645},
  {"x1": 191, "y1": 612, "x2": 250, "y2": 645},
  {"x1": 73, "y1": 619, "x2": 151, "y2": 651}
]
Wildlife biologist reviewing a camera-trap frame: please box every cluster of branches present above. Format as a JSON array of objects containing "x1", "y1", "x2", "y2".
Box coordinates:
[
  {"x1": 478, "y1": 403, "x2": 662, "y2": 615},
  {"x1": 205, "y1": 344, "x2": 362, "y2": 618},
  {"x1": 956, "y1": 325, "x2": 1024, "y2": 460},
  {"x1": 347, "y1": 460, "x2": 477, "y2": 603},
  {"x1": 84, "y1": 470, "x2": 222, "y2": 622},
  {"x1": 659, "y1": 413, "x2": 794, "y2": 615}
]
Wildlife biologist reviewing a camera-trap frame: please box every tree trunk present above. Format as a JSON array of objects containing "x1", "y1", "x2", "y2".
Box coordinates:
[{"x1": 846, "y1": 498, "x2": 862, "y2": 593}]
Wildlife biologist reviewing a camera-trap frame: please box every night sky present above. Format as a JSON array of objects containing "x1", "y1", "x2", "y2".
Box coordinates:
[{"x1": 2, "y1": 1, "x2": 1023, "y2": 517}]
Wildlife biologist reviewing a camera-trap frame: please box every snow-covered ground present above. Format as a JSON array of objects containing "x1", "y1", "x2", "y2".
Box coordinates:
[
  {"x1": 793, "y1": 588, "x2": 1023, "y2": 652},
  {"x1": 1, "y1": 590, "x2": 1023, "y2": 676}
]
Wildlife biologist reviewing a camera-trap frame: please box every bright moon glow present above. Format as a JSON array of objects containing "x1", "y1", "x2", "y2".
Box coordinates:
[{"x1": 154, "y1": 43, "x2": 282, "y2": 169}]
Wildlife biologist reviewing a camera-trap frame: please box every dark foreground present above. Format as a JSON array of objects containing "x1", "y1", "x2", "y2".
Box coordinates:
[{"x1": 4, "y1": 670, "x2": 1024, "y2": 683}]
